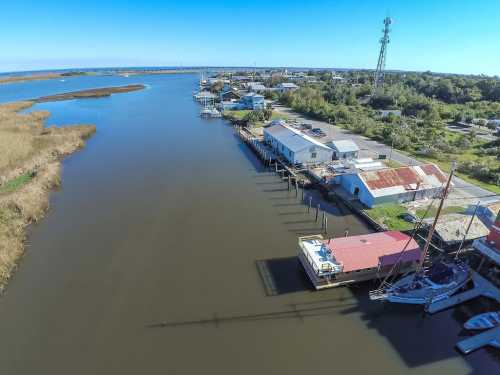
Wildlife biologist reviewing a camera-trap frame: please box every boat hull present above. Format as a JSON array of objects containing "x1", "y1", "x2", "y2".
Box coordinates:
[
  {"x1": 385, "y1": 262, "x2": 470, "y2": 305},
  {"x1": 464, "y1": 311, "x2": 500, "y2": 330}
]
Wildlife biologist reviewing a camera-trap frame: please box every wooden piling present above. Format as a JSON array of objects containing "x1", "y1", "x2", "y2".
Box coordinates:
[
  {"x1": 322, "y1": 212, "x2": 326, "y2": 229},
  {"x1": 308, "y1": 196, "x2": 312, "y2": 213},
  {"x1": 288, "y1": 175, "x2": 291, "y2": 191},
  {"x1": 295, "y1": 180, "x2": 298, "y2": 197},
  {"x1": 315, "y1": 204, "x2": 320, "y2": 222}
]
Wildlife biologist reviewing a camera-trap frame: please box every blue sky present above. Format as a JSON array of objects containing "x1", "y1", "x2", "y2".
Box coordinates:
[{"x1": 2, "y1": 0, "x2": 499, "y2": 75}]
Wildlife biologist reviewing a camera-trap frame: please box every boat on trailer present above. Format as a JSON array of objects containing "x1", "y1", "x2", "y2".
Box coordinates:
[{"x1": 464, "y1": 311, "x2": 500, "y2": 330}]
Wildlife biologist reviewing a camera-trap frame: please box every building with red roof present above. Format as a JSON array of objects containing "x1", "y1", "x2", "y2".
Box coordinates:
[{"x1": 298, "y1": 231, "x2": 421, "y2": 290}]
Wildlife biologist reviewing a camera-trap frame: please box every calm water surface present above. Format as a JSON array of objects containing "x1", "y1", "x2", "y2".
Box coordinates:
[{"x1": 0, "y1": 74, "x2": 497, "y2": 374}]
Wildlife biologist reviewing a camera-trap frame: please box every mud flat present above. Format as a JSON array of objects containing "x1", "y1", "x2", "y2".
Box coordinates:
[
  {"x1": 34, "y1": 84, "x2": 146, "y2": 102},
  {"x1": 0, "y1": 101, "x2": 95, "y2": 291},
  {"x1": 0, "y1": 71, "x2": 89, "y2": 85}
]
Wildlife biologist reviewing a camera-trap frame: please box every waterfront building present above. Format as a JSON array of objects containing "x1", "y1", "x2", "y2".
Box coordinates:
[
  {"x1": 245, "y1": 82, "x2": 267, "y2": 93},
  {"x1": 298, "y1": 231, "x2": 421, "y2": 289},
  {"x1": 337, "y1": 164, "x2": 448, "y2": 208},
  {"x1": 264, "y1": 124, "x2": 333, "y2": 165},
  {"x1": 327, "y1": 139, "x2": 360, "y2": 160},
  {"x1": 429, "y1": 213, "x2": 489, "y2": 249},
  {"x1": 275, "y1": 82, "x2": 299, "y2": 93},
  {"x1": 220, "y1": 92, "x2": 266, "y2": 111},
  {"x1": 240, "y1": 93, "x2": 266, "y2": 110}
]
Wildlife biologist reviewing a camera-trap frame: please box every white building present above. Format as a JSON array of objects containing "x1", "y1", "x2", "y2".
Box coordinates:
[
  {"x1": 264, "y1": 124, "x2": 333, "y2": 165},
  {"x1": 327, "y1": 140, "x2": 360, "y2": 160},
  {"x1": 276, "y1": 82, "x2": 299, "y2": 93},
  {"x1": 337, "y1": 164, "x2": 448, "y2": 208}
]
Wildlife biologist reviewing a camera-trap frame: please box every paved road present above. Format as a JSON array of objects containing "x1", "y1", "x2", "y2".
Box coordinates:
[{"x1": 273, "y1": 105, "x2": 499, "y2": 205}]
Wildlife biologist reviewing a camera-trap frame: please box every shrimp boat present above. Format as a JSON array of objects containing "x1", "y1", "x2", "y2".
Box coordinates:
[
  {"x1": 464, "y1": 311, "x2": 500, "y2": 330},
  {"x1": 370, "y1": 163, "x2": 471, "y2": 305}
]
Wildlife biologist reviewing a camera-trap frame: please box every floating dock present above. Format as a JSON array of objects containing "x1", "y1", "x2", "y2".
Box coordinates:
[
  {"x1": 426, "y1": 272, "x2": 500, "y2": 314},
  {"x1": 456, "y1": 326, "x2": 500, "y2": 354}
]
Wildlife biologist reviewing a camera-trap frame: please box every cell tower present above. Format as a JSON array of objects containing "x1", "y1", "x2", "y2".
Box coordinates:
[{"x1": 373, "y1": 17, "x2": 392, "y2": 90}]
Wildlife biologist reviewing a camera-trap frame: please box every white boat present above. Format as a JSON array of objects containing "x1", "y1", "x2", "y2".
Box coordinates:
[
  {"x1": 200, "y1": 107, "x2": 221, "y2": 118},
  {"x1": 384, "y1": 261, "x2": 471, "y2": 304},
  {"x1": 464, "y1": 311, "x2": 500, "y2": 330}
]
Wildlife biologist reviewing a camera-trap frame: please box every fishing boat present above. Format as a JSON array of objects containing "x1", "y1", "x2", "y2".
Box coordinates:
[
  {"x1": 384, "y1": 261, "x2": 470, "y2": 304},
  {"x1": 464, "y1": 311, "x2": 500, "y2": 330},
  {"x1": 200, "y1": 107, "x2": 222, "y2": 118}
]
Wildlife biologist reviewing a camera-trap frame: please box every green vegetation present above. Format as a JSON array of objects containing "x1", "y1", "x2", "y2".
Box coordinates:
[
  {"x1": 223, "y1": 109, "x2": 274, "y2": 127},
  {"x1": 278, "y1": 70, "x2": 500, "y2": 191},
  {"x1": 364, "y1": 203, "x2": 414, "y2": 231},
  {"x1": 415, "y1": 205, "x2": 465, "y2": 220},
  {"x1": 0, "y1": 172, "x2": 34, "y2": 194}
]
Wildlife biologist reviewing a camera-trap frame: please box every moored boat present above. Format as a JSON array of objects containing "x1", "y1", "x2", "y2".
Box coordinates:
[
  {"x1": 384, "y1": 261, "x2": 470, "y2": 304},
  {"x1": 464, "y1": 311, "x2": 500, "y2": 330}
]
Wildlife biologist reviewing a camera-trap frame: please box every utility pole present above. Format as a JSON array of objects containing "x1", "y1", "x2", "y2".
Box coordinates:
[{"x1": 374, "y1": 17, "x2": 392, "y2": 91}]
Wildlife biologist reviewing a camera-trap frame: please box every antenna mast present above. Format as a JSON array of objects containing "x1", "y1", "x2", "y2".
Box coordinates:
[{"x1": 374, "y1": 17, "x2": 392, "y2": 90}]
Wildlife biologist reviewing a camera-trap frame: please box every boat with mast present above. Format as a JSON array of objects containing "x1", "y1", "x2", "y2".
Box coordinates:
[
  {"x1": 199, "y1": 96, "x2": 221, "y2": 118},
  {"x1": 370, "y1": 163, "x2": 471, "y2": 305}
]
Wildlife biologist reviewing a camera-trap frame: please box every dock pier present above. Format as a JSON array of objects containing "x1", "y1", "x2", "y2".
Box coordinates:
[{"x1": 426, "y1": 272, "x2": 500, "y2": 314}]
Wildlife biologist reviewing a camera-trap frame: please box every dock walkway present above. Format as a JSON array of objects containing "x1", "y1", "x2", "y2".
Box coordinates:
[
  {"x1": 456, "y1": 326, "x2": 500, "y2": 354},
  {"x1": 426, "y1": 272, "x2": 500, "y2": 314}
]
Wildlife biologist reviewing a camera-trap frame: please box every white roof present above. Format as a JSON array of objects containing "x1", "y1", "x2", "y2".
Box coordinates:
[
  {"x1": 328, "y1": 140, "x2": 360, "y2": 153},
  {"x1": 264, "y1": 124, "x2": 332, "y2": 153},
  {"x1": 278, "y1": 83, "x2": 298, "y2": 88}
]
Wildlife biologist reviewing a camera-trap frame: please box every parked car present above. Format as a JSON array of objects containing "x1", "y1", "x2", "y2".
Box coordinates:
[
  {"x1": 399, "y1": 213, "x2": 417, "y2": 223},
  {"x1": 302, "y1": 123, "x2": 313, "y2": 130}
]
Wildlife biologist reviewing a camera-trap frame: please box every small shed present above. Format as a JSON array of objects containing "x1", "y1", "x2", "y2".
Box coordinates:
[
  {"x1": 430, "y1": 213, "x2": 490, "y2": 248},
  {"x1": 327, "y1": 140, "x2": 360, "y2": 160}
]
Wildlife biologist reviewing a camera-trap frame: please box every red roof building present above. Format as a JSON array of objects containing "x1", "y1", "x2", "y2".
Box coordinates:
[
  {"x1": 322, "y1": 231, "x2": 421, "y2": 272},
  {"x1": 298, "y1": 231, "x2": 421, "y2": 289}
]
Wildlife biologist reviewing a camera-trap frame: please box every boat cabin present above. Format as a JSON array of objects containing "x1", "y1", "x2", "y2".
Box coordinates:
[{"x1": 298, "y1": 231, "x2": 421, "y2": 290}]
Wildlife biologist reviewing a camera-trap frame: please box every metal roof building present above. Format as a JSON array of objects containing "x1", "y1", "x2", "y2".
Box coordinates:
[
  {"x1": 327, "y1": 140, "x2": 360, "y2": 160},
  {"x1": 264, "y1": 124, "x2": 333, "y2": 165},
  {"x1": 338, "y1": 164, "x2": 448, "y2": 207}
]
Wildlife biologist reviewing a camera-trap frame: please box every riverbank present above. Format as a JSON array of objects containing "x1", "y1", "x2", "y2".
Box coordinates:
[
  {"x1": 0, "y1": 101, "x2": 95, "y2": 291},
  {"x1": 0, "y1": 71, "x2": 90, "y2": 85},
  {"x1": 34, "y1": 84, "x2": 146, "y2": 102}
]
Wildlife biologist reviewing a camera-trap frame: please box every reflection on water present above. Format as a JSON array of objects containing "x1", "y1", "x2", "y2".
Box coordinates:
[{"x1": 0, "y1": 74, "x2": 497, "y2": 374}]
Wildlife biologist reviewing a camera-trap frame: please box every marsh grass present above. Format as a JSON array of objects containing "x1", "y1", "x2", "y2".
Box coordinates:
[{"x1": 0, "y1": 101, "x2": 95, "y2": 291}]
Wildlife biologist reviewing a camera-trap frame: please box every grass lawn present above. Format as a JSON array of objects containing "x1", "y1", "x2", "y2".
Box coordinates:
[
  {"x1": 0, "y1": 172, "x2": 34, "y2": 194},
  {"x1": 415, "y1": 205, "x2": 465, "y2": 220},
  {"x1": 222, "y1": 110, "x2": 251, "y2": 120},
  {"x1": 363, "y1": 203, "x2": 414, "y2": 231},
  {"x1": 382, "y1": 158, "x2": 404, "y2": 168},
  {"x1": 224, "y1": 110, "x2": 287, "y2": 123}
]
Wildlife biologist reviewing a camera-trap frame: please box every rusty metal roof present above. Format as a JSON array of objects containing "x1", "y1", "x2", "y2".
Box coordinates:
[{"x1": 359, "y1": 164, "x2": 448, "y2": 195}]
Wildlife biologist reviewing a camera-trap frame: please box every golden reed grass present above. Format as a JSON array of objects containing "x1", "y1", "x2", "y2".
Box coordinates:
[{"x1": 0, "y1": 101, "x2": 95, "y2": 291}]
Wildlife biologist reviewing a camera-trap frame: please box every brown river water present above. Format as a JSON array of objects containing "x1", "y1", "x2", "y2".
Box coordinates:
[{"x1": 0, "y1": 73, "x2": 497, "y2": 374}]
